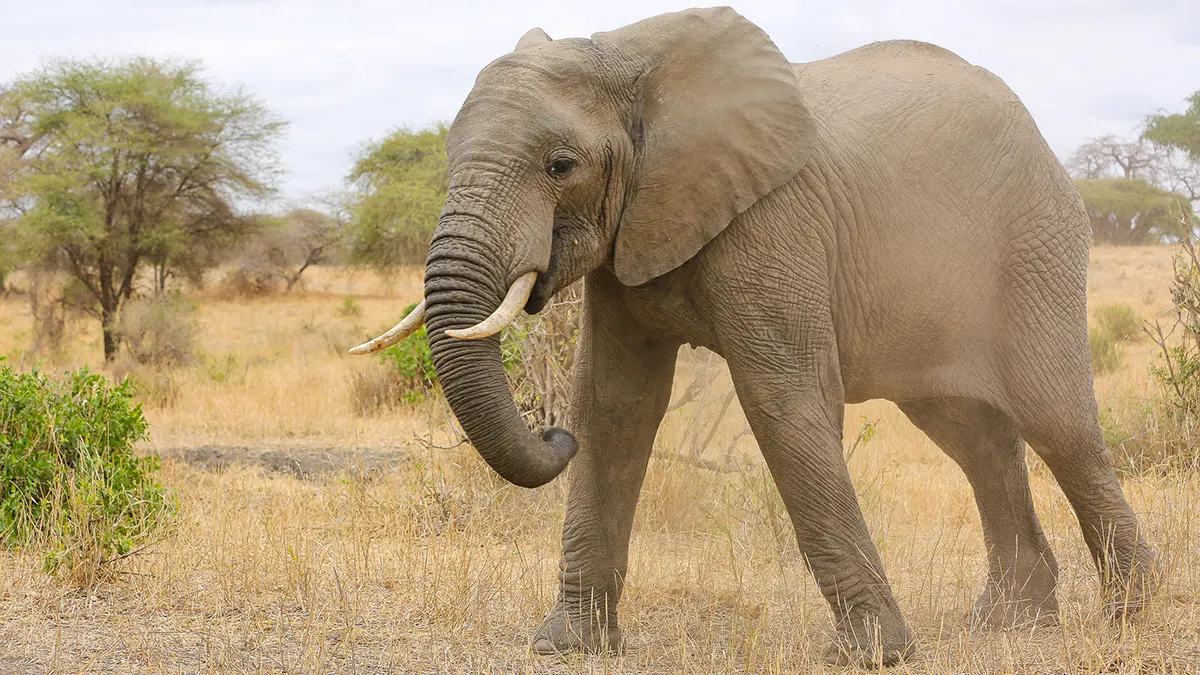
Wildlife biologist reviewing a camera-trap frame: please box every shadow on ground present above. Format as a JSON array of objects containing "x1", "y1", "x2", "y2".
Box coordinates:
[{"x1": 156, "y1": 445, "x2": 412, "y2": 479}]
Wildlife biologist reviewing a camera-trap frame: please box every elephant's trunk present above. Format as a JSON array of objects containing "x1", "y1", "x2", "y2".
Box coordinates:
[{"x1": 423, "y1": 220, "x2": 576, "y2": 488}]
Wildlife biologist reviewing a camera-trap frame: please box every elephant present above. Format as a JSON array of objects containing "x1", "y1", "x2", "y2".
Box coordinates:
[{"x1": 351, "y1": 6, "x2": 1157, "y2": 667}]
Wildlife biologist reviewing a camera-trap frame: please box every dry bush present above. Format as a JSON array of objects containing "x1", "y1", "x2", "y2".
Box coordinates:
[
  {"x1": 215, "y1": 210, "x2": 342, "y2": 298},
  {"x1": 112, "y1": 295, "x2": 197, "y2": 367},
  {"x1": 1090, "y1": 304, "x2": 1142, "y2": 375},
  {"x1": 110, "y1": 359, "x2": 182, "y2": 410},
  {"x1": 216, "y1": 266, "x2": 284, "y2": 297},
  {"x1": 348, "y1": 363, "x2": 408, "y2": 415},
  {"x1": 659, "y1": 349, "x2": 754, "y2": 472},
  {"x1": 25, "y1": 271, "x2": 71, "y2": 360},
  {"x1": 505, "y1": 283, "x2": 582, "y2": 429},
  {"x1": 1096, "y1": 303, "x2": 1142, "y2": 342},
  {"x1": 1090, "y1": 327, "x2": 1122, "y2": 373}
]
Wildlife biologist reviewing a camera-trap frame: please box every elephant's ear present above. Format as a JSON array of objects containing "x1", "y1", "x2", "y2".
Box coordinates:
[
  {"x1": 593, "y1": 7, "x2": 817, "y2": 286},
  {"x1": 514, "y1": 27, "x2": 551, "y2": 51}
]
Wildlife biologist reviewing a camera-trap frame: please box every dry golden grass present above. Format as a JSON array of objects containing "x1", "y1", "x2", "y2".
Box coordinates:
[{"x1": 1, "y1": 249, "x2": 1198, "y2": 673}]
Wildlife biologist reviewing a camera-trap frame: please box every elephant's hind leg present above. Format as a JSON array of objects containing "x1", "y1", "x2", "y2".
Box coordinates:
[
  {"x1": 899, "y1": 398, "x2": 1059, "y2": 628},
  {"x1": 1002, "y1": 221, "x2": 1157, "y2": 618},
  {"x1": 1010, "y1": 386, "x2": 1158, "y2": 619}
]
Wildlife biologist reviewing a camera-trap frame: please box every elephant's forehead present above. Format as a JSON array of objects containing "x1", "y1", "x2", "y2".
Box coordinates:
[
  {"x1": 475, "y1": 39, "x2": 602, "y2": 93},
  {"x1": 449, "y1": 41, "x2": 618, "y2": 151}
]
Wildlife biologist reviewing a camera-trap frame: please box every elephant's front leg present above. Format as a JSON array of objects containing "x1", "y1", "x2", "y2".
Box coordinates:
[
  {"x1": 531, "y1": 278, "x2": 679, "y2": 654},
  {"x1": 727, "y1": 355, "x2": 916, "y2": 667}
]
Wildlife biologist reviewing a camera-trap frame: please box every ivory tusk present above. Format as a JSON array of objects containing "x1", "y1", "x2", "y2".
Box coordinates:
[
  {"x1": 446, "y1": 271, "x2": 537, "y2": 340},
  {"x1": 348, "y1": 300, "x2": 426, "y2": 355}
]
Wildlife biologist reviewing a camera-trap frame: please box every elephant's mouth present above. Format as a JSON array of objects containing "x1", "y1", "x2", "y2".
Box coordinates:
[{"x1": 524, "y1": 256, "x2": 558, "y2": 314}]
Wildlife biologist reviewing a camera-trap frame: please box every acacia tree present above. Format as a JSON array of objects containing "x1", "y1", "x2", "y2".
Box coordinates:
[
  {"x1": 1075, "y1": 177, "x2": 1193, "y2": 245},
  {"x1": 1, "y1": 58, "x2": 283, "y2": 360},
  {"x1": 1068, "y1": 134, "x2": 1195, "y2": 244},
  {"x1": 346, "y1": 123, "x2": 447, "y2": 270},
  {"x1": 1069, "y1": 135, "x2": 1160, "y2": 180}
]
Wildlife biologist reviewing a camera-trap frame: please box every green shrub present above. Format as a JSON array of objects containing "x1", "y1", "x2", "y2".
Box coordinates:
[
  {"x1": 1095, "y1": 303, "x2": 1142, "y2": 342},
  {"x1": 123, "y1": 367, "x2": 182, "y2": 409},
  {"x1": 1089, "y1": 328, "x2": 1121, "y2": 373},
  {"x1": 1130, "y1": 235, "x2": 1200, "y2": 473},
  {"x1": 379, "y1": 303, "x2": 437, "y2": 400},
  {"x1": 0, "y1": 365, "x2": 172, "y2": 581},
  {"x1": 351, "y1": 302, "x2": 439, "y2": 412}
]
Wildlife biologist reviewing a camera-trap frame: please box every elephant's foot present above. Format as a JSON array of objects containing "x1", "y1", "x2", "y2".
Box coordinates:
[
  {"x1": 1103, "y1": 550, "x2": 1158, "y2": 621},
  {"x1": 823, "y1": 607, "x2": 916, "y2": 668},
  {"x1": 971, "y1": 582, "x2": 1059, "y2": 629},
  {"x1": 531, "y1": 604, "x2": 622, "y2": 656},
  {"x1": 971, "y1": 551, "x2": 1060, "y2": 629}
]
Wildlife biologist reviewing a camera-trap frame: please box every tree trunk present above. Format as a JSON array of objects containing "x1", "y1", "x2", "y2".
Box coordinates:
[{"x1": 101, "y1": 304, "x2": 119, "y2": 361}]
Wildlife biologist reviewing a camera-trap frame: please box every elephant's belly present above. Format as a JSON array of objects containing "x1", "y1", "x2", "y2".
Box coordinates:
[
  {"x1": 840, "y1": 355, "x2": 1006, "y2": 406},
  {"x1": 836, "y1": 297, "x2": 1007, "y2": 406}
]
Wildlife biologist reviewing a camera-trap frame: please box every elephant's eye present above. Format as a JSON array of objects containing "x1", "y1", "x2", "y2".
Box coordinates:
[{"x1": 547, "y1": 157, "x2": 575, "y2": 179}]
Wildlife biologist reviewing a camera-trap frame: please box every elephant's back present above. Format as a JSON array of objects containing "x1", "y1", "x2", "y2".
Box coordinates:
[
  {"x1": 793, "y1": 39, "x2": 971, "y2": 77},
  {"x1": 790, "y1": 37, "x2": 1077, "y2": 242},
  {"x1": 787, "y1": 41, "x2": 1092, "y2": 404},
  {"x1": 790, "y1": 40, "x2": 1028, "y2": 142}
]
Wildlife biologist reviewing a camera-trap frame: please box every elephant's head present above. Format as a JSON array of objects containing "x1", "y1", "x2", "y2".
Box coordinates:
[{"x1": 353, "y1": 7, "x2": 816, "y2": 487}]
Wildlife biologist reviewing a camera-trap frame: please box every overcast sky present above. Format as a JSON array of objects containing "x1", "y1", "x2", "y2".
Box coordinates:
[{"x1": 3, "y1": 0, "x2": 1197, "y2": 201}]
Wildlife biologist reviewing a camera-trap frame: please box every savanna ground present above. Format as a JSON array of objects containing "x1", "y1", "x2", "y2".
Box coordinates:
[{"x1": 1, "y1": 247, "x2": 1198, "y2": 674}]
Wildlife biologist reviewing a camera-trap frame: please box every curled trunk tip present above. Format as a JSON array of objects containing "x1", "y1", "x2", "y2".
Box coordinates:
[{"x1": 509, "y1": 427, "x2": 578, "y2": 488}]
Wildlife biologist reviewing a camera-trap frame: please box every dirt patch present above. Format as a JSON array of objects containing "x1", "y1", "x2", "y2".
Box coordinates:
[{"x1": 155, "y1": 444, "x2": 412, "y2": 479}]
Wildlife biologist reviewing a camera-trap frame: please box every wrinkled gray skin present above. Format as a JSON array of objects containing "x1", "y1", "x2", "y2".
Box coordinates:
[{"x1": 419, "y1": 7, "x2": 1157, "y2": 668}]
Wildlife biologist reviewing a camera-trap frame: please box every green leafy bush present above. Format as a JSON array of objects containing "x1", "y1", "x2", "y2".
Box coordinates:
[
  {"x1": 351, "y1": 303, "x2": 437, "y2": 413},
  {"x1": 1095, "y1": 303, "x2": 1142, "y2": 342},
  {"x1": 379, "y1": 303, "x2": 437, "y2": 398},
  {"x1": 0, "y1": 365, "x2": 172, "y2": 580}
]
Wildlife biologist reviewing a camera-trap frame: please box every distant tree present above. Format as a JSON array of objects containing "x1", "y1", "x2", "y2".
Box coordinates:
[
  {"x1": 346, "y1": 124, "x2": 447, "y2": 270},
  {"x1": 0, "y1": 57, "x2": 284, "y2": 360},
  {"x1": 1068, "y1": 135, "x2": 1160, "y2": 180},
  {"x1": 0, "y1": 84, "x2": 34, "y2": 292},
  {"x1": 0, "y1": 231, "x2": 12, "y2": 292},
  {"x1": 1075, "y1": 177, "x2": 1193, "y2": 245},
  {"x1": 1143, "y1": 91, "x2": 1200, "y2": 203},
  {"x1": 1145, "y1": 91, "x2": 1200, "y2": 162},
  {"x1": 1068, "y1": 132, "x2": 1198, "y2": 244},
  {"x1": 230, "y1": 207, "x2": 344, "y2": 293}
]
